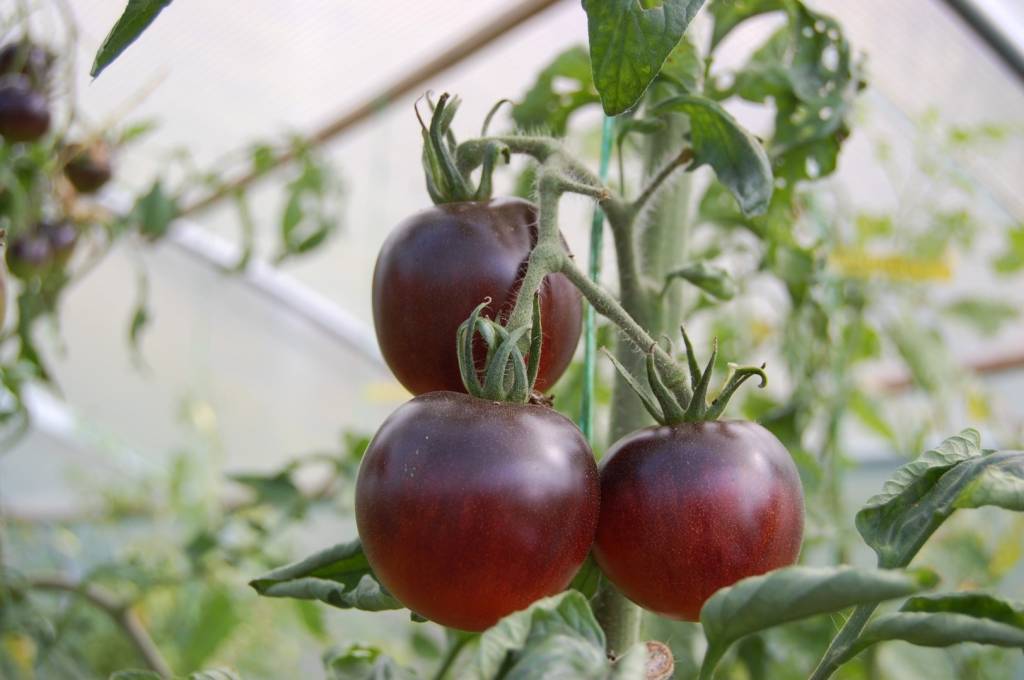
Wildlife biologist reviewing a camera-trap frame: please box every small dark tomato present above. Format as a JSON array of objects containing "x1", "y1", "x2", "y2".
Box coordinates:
[
  {"x1": 64, "y1": 143, "x2": 113, "y2": 194},
  {"x1": 593, "y1": 420, "x2": 804, "y2": 621},
  {"x1": 6, "y1": 232, "x2": 52, "y2": 280},
  {"x1": 38, "y1": 220, "x2": 78, "y2": 267},
  {"x1": 0, "y1": 74, "x2": 50, "y2": 143},
  {"x1": 372, "y1": 197, "x2": 582, "y2": 396},
  {"x1": 0, "y1": 42, "x2": 53, "y2": 88},
  {"x1": 355, "y1": 391, "x2": 599, "y2": 631}
]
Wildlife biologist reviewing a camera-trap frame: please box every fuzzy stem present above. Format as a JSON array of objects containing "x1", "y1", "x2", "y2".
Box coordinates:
[
  {"x1": 630, "y1": 147, "x2": 693, "y2": 217},
  {"x1": 593, "y1": 585, "x2": 645, "y2": 659},
  {"x1": 432, "y1": 633, "x2": 472, "y2": 680},
  {"x1": 560, "y1": 262, "x2": 688, "y2": 396}
]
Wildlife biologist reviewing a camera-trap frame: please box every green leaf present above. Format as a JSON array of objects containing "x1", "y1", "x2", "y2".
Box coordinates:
[
  {"x1": 657, "y1": 36, "x2": 704, "y2": 93},
  {"x1": 698, "y1": 565, "x2": 938, "y2": 679},
  {"x1": 130, "y1": 181, "x2": 178, "y2": 240},
  {"x1": 179, "y1": 586, "x2": 242, "y2": 671},
  {"x1": 836, "y1": 593, "x2": 1024, "y2": 664},
  {"x1": 293, "y1": 599, "x2": 328, "y2": 639},
  {"x1": 467, "y1": 591, "x2": 622, "y2": 680},
  {"x1": 857, "y1": 431, "x2": 1024, "y2": 568},
  {"x1": 109, "y1": 672, "x2": 162, "y2": 680},
  {"x1": 323, "y1": 643, "x2": 416, "y2": 680},
  {"x1": 663, "y1": 261, "x2": 737, "y2": 300},
  {"x1": 652, "y1": 94, "x2": 773, "y2": 215},
  {"x1": 188, "y1": 671, "x2": 242, "y2": 680},
  {"x1": 117, "y1": 119, "x2": 159, "y2": 145},
  {"x1": 512, "y1": 46, "x2": 599, "y2": 136},
  {"x1": 993, "y1": 224, "x2": 1024, "y2": 274},
  {"x1": 568, "y1": 555, "x2": 601, "y2": 600},
  {"x1": 229, "y1": 470, "x2": 305, "y2": 514},
  {"x1": 942, "y1": 297, "x2": 1018, "y2": 336},
  {"x1": 127, "y1": 272, "x2": 151, "y2": 357},
  {"x1": 91, "y1": 0, "x2": 173, "y2": 78},
  {"x1": 583, "y1": 0, "x2": 706, "y2": 115},
  {"x1": 724, "y1": 3, "x2": 859, "y2": 193},
  {"x1": 848, "y1": 389, "x2": 896, "y2": 445},
  {"x1": 249, "y1": 539, "x2": 403, "y2": 612},
  {"x1": 708, "y1": 0, "x2": 787, "y2": 49}
]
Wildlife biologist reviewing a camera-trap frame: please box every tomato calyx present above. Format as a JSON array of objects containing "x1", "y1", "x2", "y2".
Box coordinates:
[
  {"x1": 416, "y1": 92, "x2": 509, "y2": 205},
  {"x1": 456, "y1": 295, "x2": 543, "y2": 404},
  {"x1": 606, "y1": 326, "x2": 767, "y2": 425}
]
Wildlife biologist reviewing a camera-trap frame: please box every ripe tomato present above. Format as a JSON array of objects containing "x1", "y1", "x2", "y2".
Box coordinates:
[
  {"x1": 0, "y1": 42, "x2": 53, "y2": 88},
  {"x1": 64, "y1": 143, "x2": 113, "y2": 194},
  {"x1": 355, "y1": 391, "x2": 599, "y2": 631},
  {"x1": 0, "y1": 74, "x2": 49, "y2": 142},
  {"x1": 593, "y1": 420, "x2": 804, "y2": 621},
  {"x1": 372, "y1": 197, "x2": 581, "y2": 395}
]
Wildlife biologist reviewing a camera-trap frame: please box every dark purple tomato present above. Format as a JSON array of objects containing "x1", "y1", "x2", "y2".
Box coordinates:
[
  {"x1": 38, "y1": 221, "x2": 77, "y2": 267},
  {"x1": 593, "y1": 420, "x2": 804, "y2": 621},
  {"x1": 6, "y1": 232, "x2": 52, "y2": 280},
  {"x1": 372, "y1": 197, "x2": 582, "y2": 396},
  {"x1": 0, "y1": 75, "x2": 50, "y2": 142},
  {"x1": 355, "y1": 391, "x2": 599, "y2": 631},
  {"x1": 64, "y1": 143, "x2": 112, "y2": 194},
  {"x1": 0, "y1": 42, "x2": 53, "y2": 88}
]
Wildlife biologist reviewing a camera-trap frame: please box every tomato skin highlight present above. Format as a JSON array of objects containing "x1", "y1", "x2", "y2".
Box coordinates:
[
  {"x1": 355, "y1": 391, "x2": 599, "y2": 631},
  {"x1": 593, "y1": 420, "x2": 804, "y2": 621},
  {"x1": 371, "y1": 197, "x2": 582, "y2": 396}
]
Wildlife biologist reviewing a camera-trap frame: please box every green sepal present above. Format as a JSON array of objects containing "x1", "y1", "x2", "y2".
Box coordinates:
[
  {"x1": 602, "y1": 348, "x2": 664, "y2": 423},
  {"x1": 646, "y1": 351, "x2": 685, "y2": 423}
]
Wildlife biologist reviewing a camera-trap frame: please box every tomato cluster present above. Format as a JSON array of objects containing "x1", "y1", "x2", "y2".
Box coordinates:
[
  {"x1": 1, "y1": 40, "x2": 113, "y2": 290},
  {"x1": 0, "y1": 43, "x2": 52, "y2": 143},
  {"x1": 356, "y1": 101, "x2": 805, "y2": 632}
]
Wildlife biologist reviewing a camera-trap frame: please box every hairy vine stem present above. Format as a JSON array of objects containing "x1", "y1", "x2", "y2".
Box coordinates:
[{"x1": 458, "y1": 136, "x2": 694, "y2": 410}]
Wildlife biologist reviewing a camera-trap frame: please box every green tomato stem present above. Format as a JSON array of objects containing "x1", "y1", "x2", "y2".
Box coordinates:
[
  {"x1": 560, "y1": 261, "x2": 690, "y2": 403},
  {"x1": 808, "y1": 603, "x2": 879, "y2": 680},
  {"x1": 432, "y1": 632, "x2": 473, "y2": 680}
]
